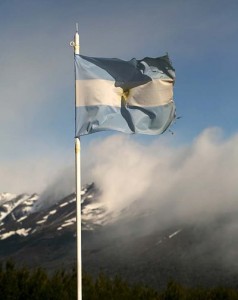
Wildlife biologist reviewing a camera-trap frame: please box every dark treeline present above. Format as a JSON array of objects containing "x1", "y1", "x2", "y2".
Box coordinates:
[{"x1": 1, "y1": 261, "x2": 238, "y2": 299}]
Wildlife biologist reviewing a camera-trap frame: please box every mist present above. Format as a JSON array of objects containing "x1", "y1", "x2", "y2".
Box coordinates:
[
  {"x1": 82, "y1": 128, "x2": 238, "y2": 270},
  {"x1": 5, "y1": 126, "x2": 238, "y2": 226},
  {"x1": 34, "y1": 127, "x2": 238, "y2": 222},
  {"x1": 4, "y1": 127, "x2": 238, "y2": 270},
  {"x1": 84, "y1": 128, "x2": 238, "y2": 222},
  {"x1": 32, "y1": 165, "x2": 75, "y2": 212}
]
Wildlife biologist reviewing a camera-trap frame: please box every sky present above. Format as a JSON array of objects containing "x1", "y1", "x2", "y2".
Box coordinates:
[{"x1": 0, "y1": 0, "x2": 238, "y2": 199}]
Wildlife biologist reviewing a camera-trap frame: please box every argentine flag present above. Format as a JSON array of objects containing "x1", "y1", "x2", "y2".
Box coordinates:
[{"x1": 75, "y1": 54, "x2": 175, "y2": 136}]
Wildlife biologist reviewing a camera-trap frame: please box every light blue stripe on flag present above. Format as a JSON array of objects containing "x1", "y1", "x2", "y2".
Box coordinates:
[{"x1": 76, "y1": 104, "x2": 175, "y2": 136}]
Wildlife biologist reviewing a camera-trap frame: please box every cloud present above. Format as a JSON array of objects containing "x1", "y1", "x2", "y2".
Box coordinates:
[
  {"x1": 32, "y1": 165, "x2": 75, "y2": 211},
  {"x1": 3, "y1": 126, "x2": 237, "y2": 228},
  {"x1": 80, "y1": 128, "x2": 238, "y2": 268},
  {"x1": 84, "y1": 128, "x2": 238, "y2": 224},
  {"x1": 4, "y1": 126, "x2": 237, "y2": 270}
]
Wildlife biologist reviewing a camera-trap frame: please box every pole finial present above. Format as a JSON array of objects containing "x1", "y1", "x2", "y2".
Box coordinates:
[
  {"x1": 70, "y1": 25, "x2": 80, "y2": 54},
  {"x1": 76, "y1": 23, "x2": 79, "y2": 33}
]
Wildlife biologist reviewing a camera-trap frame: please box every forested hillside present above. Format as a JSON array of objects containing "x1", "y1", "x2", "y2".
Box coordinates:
[{"x1": 1, "y1": 261, "x2": 238, "y2": 300}]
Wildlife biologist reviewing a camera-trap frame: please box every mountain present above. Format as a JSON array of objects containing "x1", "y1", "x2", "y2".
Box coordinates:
[
  {"x1": 0, "y1": 183, "x2": 105, "y2": 270},
  {"x1": 1, "y1": 185, "x2": 238, "y2": 290}
]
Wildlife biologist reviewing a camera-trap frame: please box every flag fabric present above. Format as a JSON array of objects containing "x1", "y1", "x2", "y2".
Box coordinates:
[{"x1": 75, "y1": 54, "x2": 175, "y2": 136}]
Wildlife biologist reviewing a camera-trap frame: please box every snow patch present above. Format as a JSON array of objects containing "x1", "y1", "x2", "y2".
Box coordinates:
[
  {"x1": 169, "y1": 229, "x2": 182, "y2": 239},
  {"x1": 17, "y1": 216, "x2": 27, "y2": 223},
  {"x1": 61, "y1": 222, "x2": 73, "y2": 228},
  {"x1": 0, "y1": 228, "x2": 31, "y2": 240},
  {"x1": 0, "y1": 193, "x2": 17, "y2": 204},
  {"x1": 60, "y1": 202, "x2": 68, "y2": 208},
  {"x1": 60, "y1": 217, "x2": 76, "y2": 228},
  {"x1": 36, "y1": 219, "x2": 47, "y2": 224},
  {"x1": 0, "y1": 194, "x2": 30, "y2": 222}
]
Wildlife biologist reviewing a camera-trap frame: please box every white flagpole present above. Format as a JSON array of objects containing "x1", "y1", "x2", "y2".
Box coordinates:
[{"x1": 71, "y1": 25, "x2": 82, "y2": 300}]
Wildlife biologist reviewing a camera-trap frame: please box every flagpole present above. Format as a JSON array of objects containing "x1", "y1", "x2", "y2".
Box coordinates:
[{"x1": 71, "y1": 26, "x2": 82, "y2": 300}]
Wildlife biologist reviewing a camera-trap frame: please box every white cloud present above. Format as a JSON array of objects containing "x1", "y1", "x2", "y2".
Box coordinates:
[
  {"x1": 5, "y1": 126, "x2": 238, "y2": 237},
  {"x1": 84, "y1": 128, "x2": 238, "y2": 224}
]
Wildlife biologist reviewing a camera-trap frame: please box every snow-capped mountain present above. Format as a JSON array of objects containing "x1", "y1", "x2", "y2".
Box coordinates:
[
  {"x1": 0, "y1": 183, "x2": 109, "y2": 241},
  {"x1": 1, "y1": 185, "x2": 238, "y2": 289},
  {"x1": 0, "y1": 193, "x2": 38, "y2": 223}
]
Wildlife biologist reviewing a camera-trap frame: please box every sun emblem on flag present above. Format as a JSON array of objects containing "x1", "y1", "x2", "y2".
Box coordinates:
[{"x1": 121, "y1": 90, "x2": 130, "y2": 103}]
